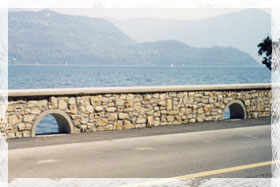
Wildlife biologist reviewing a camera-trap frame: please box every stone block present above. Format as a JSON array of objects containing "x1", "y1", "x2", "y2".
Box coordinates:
[
  {"x1": 153, "y1": 112, "x2": 161, "y2": 117},
  {"x1": 91, "y1": 95, "x2": 101, "y2": 105},
  {"x1": 23, "y1": 131, "x2": 31, "y2": 137},
  {"x1": 86, "y1": 105, "x2": 94, "y2": 113},
  {"x1": 160, "y1": 94, "x2": 167, "y2": 100},
  {"x1": 179, "y1": 108, "x2": 185, "y2": 116},
  {"x1": 202, "y1": 97, "x2": 209, "y2": 103},
  {"x1": 124, "y1": 120, "x2": 134, "y2": 129},
  {"x1": 127, "y1": 94, "x2": 135, "y2": 100},
  {"x1": 23, "y1": 115, "x2": 34, "y2": 123},
  {"x1": 167, "y1": 99, "x2": 172, "y2": 111},
  {"x1": 144, "y1": 94, "x2": 152, "y2": 100},
  {"x1": 140, "y1": 108, "x2": 146, "y2": 115},
  {"x1": 147, "y1": 116, "x2": 153, "y2": 128},
  {"x1": 73, "y1": 120, "x2": 80, "y2": 126},
  {"x1": 185, "y1": 108, "x2": 192, "y2": 114},
  {"x1": 15, "y1": 131, "x2": 22, "y2": 138},
  {"x1": 101, "y1": 97, "x2": 109, "y2": 103},
  {"x1": 95, "y1": 106, "x2": 103, "y2": 112},
  {"x1": 17, "y1": 123, "x2": 25, "y2": 131},
  {"x1": 8, "y1": 132, "x2": 15, "y2": 138},
  {"x1": 69, "y1": 105, "x2": 78, "y2": 114},
  {"x1": 204, "y1": 105, "x2": 211, "y2": 113},
  {"x1": 80, "y1": 98, "x2": 90, "y2": 106},
  {"x1": 146, "y1": 110, "x2": 154, "y2": 115},
  {"x1": 209, "y1": 97, "x2": 217, "y2": 103},
  {"x1": 169, "y1": 111, "x2": 178, "y2": 115},
  {"x1": 108, "y1": 113, "x2": 118, "y2": 121},
  {"x1": 9, "y1": 114, "x2": 21, "y2": 125},
  {"x1": 38, "y1": 100, "x2": 48, "y2": 108},
  {"x1": 106, "y1": 107, "x2": 116, "y2": 113},
  {"x1": 205, "y1": 116, "x2": 213, "y2": 121},
  {"x1": 134, "y1": 102, "x2": 141, "y2": 111},
  {"x1": 167, "y1": 116, "x2": 174, "y2": 122},
  {"x1": 159, "y1": 101, "x2": 166, "y2": 106},
  {"x1": 108, "y1": 102, "x2": 115, "y2": 107},
  {"x1": 116, "y1": 99, "x2": 125, "y2": 106},
  {"x1": 79, "y1": 106, "x2": 86, "y2": 113},
  {"x1": 49, "y1": 97, "x2": 58, "y2": 108},
  {"x1": 80, "y1": 125, "x2": 87, "y2": 132},
  {"x1": 105, "y1": 125, "x2": 113, "y2": 131},
  {"x1": 96, "y1": 118, "x2": 108, "y2": 126},
  {"x1": 119, "y1": 113, "x2": 129, "y2": 119},
  {"x1": 190, "y1": 118, "x2": 196, "y2": 123},
  {"x1": 97, "y1": 127, "x2": 105, "y2": 131},
  {"x1": 136, "y1": 116, "x2": 146, "y2": 124},
  {"x1": 197, "y1": 117, "x2": 204, "y2": 122},
  {"x1": 154, "y1": 106, "x2": 159, "y2": 111},
  {"x1": 197, "y1": 108, "x2": 204, "y2": 114},
  {"x1": 87, "y1": 123, "x2": 96, "y2": 131},
  {"x1": 252, "y1": 112, "x2": 258, "y2": 118},
  {"x1": 30, "y1": 108, "x2": 41, "y2": 115},
  {"x1": 257, "y1": 103, "x2": 265, "y2": 111},
  {"x1": 69, "y1": 97, "x2": 76, "y2": 105},
  {"x1": 81, "y1": 117, "x2": 89, "y2": 124},
  {"x1": 27, "y1": 101, "x2": 37, "y2": 108},
  {"x1": 161, "y1": 116, "x2": 166, "y2": 122},
  {"x1": 58, "y1": 100, "x2": 67, "y2": 110},
  {"x1": 124, "y1": 108, "x2": 134, "y2": 112},
  {"x1": 8, "y1": 105, "x2": 15, "y2": 112},
  {"x1": 114, "y1": 121, "x2": 123, "y2": 130},
  {"x1": 25, "y1": 123, "x2": 32, "y2": 130}
]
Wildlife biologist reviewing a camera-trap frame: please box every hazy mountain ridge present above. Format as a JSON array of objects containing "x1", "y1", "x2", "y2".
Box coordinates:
[
  {"x1": 109, "y1": 9, "x2": 270, "y2": 61},
  {"x1": 9, "y1": 10, "x2": 259, "y2": 67}
]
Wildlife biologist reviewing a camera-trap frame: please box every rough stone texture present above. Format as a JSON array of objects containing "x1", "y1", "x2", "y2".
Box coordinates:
[
  {"x1": 119, "y1": 113, "x2": 129, "y2": 120},
  {"x1": 2, "y1": 86, "x2": 272, "y2": 138},
  {"x1": 96, "y1": 118, "x2": 108, "y2": 127},
  {"x1": 114, "y1": 121, "x2": 123, "y2": 130},
  {"x1": 58, "y1": 100, "x2": 67, "y2": 110},
  {"x1": 123, "y1": 120, "x2": 134, "y2": 130},
  {"x1": 23, "y1": 115, "x2": 34, "y2": 123}
]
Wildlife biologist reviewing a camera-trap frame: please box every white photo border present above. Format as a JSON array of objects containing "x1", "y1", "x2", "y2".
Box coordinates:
[{"x1": 2, "y1": 0, "x2": 279, "y2": 186}]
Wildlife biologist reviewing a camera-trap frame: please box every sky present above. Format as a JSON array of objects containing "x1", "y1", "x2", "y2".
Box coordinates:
[{"x1": 10, "y1": 8, "x2": 270, "y2": 20}]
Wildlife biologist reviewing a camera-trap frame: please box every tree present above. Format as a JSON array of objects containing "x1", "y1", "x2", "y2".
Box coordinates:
[{"x1": 258, "y1": 36, "x2": 272, "y2": 70}]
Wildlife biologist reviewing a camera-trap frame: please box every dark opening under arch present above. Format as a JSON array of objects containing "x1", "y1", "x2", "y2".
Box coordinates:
[
  {"x1": 223, "y1": 100, "x2": 247, "y2": 120},
  {"x1": 32, "y1": 109, "x2": 74, "y2": 137}
]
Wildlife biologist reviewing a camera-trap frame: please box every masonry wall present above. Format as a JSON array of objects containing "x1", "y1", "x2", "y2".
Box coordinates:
[{"x1": 1, "y1": 84, "x2": 272, "y2": 138}]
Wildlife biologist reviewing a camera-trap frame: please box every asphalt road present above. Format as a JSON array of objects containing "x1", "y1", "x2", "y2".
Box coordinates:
[{"x1": 8, "y1": 118, "x2": 272, "y2": 179}]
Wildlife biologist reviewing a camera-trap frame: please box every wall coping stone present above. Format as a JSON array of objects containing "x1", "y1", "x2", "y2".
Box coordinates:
[{"x1": 8, "y1": 83, "x2": 271, "y2": 97}]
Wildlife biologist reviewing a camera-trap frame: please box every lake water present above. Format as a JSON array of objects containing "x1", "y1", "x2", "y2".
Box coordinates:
[
  {"x1": 8, "y1": 65, "x2": 271, "y2": 134},
  {"x1": 9, "y1": 65, "x2": 271, "y2": 89}
]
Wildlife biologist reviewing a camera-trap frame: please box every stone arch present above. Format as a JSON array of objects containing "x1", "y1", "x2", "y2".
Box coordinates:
[
  {"x1": 223, "y1": 100, "x2": 247, "y2": 120},
  {"x1": 32, "y1": 109, "x2": 74, "y2": 137}
]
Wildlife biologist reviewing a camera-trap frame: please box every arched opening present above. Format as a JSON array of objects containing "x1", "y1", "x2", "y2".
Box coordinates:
[
  {"x1": 36, "y1": 114, "x2": 59, "y2": 135},
  {"x1": 223, "y1": 100, "x2": 247, "y2": 120},
  {"x1": 32, "y1": 110, "x2": 74, "y2": 137}
]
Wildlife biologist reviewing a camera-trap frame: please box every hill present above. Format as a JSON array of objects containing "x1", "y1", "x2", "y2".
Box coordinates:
[
  {"x1": 8, "y1": 10, "x2": 259, "y2": 67},
  {"x1": 109, "y1": 9, "x2": 270, "y2": 61}
]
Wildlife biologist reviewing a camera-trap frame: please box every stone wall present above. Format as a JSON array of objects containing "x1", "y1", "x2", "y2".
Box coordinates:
[{"x1": 1, "y1": 84, "x2": 271, "y2": 138}]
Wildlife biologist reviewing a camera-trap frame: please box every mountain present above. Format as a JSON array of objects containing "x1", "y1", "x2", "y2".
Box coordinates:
[
  {"x1": 108, "y1": 9, "x2": 271, "y2": 62},
  {"x1": 8, "y1": 10, "x2": 137, "y2": 65},
  {"x1": 8, "y1": 10, "x2": 259, "y2": 67}
]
